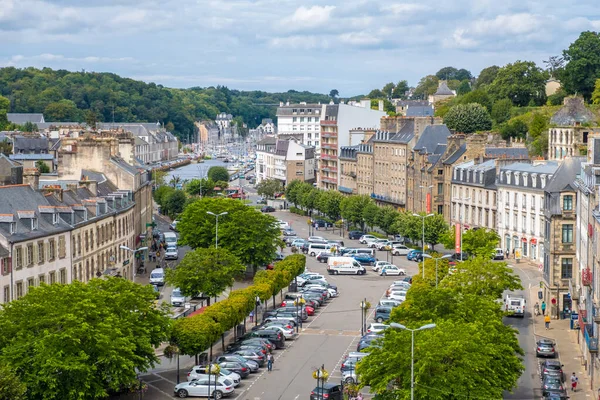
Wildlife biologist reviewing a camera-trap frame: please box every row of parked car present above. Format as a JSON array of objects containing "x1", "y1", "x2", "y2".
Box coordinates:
[{"x1": 173, "y1": 270, "x2": 338, "y2": 399}]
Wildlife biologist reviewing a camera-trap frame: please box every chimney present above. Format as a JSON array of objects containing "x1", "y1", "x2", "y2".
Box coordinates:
[
  {"x1": 80, "y1": 180, "x2": 98, "y2": 196},
  {"x1": 279, "y1": 102, "x2": 283, "y2": 107},
  {"x1": 378, "y1": 100, "x2": 384, "y2": 112},
  {"x1": 23, "y1": 168, "x2": 40, "y2": 190}
]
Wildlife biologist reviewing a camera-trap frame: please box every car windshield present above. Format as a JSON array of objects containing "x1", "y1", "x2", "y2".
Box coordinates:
[
  {"x1": 544, "y1": 364, "x2": 561, "y2": 371},
  {"x1": 150, "y1": 272, "x2": 163, "y2": 279},
  {"x1": 172, "y1": 289, "x2": 182, "y2": 297}
]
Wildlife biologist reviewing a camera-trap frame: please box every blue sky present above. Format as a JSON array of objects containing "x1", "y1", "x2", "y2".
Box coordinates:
[{"x1": 1, "y1": 0, "x2": 599, "y2": 95}]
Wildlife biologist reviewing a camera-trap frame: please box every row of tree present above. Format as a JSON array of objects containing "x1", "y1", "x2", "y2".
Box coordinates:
[
  {"x1": 358, "y1": 251, "x2": 524, "y2": 398},
  {"x1": 171, "y1": 254, "x2": 305, "y2": 357}
]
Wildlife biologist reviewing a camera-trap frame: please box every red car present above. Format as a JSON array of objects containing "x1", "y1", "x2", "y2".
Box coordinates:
[{"x1": 305, "y1": 305, "x2": 315, "y2": 316}]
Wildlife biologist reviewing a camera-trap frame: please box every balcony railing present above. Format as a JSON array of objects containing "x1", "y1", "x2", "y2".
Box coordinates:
[
  {"x1": 321, "y1": 176, "x2": 337, "y2": 184},
  {"x1": 371, "y1": 193, "x2": 405, "y2": 206},
  {"x1": 585, "y1": 323, "x2": 598, "y2": 353},
  {"x1": 322, "y1": 166, "x2": 338, "y2": 173},
  {"x1": 321, "y1": 132, "x2": 337, "y2": 138},
  {"x1": 321, "y1": 120, "x2": 337, "y2": 126},
  {"x1": 321, "y1": 143, "x2": 337, "y2": 149},
  {"x1": 321, "y1": 154, "x2": 337, "y2": 160},
  {"x1": 338, "y1": 186, "x2": 355, "y2": 194}
]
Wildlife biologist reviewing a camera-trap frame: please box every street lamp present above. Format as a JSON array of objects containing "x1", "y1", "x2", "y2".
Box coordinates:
[
  {"x1": 120, "y1": 246, "x2": 148, "y2": 281},
  {"x1": 412, "y1": 213, "x2": 434, "y2": 278},
  {"x1": 206, "y1": 211, "x2": 228, "y2": 248},
  {"x1": 452, "y1": 197, "x2": 471, "y2": 261},
  {"x1": 422, "y1": 254, "x2": 452, "y2": 288},
  {"x1": 419, "y1": 185, "x2": 433, "y2": 214},
  {"x1": 390, "y1": 323, "x2": 436, "y2": 400}
]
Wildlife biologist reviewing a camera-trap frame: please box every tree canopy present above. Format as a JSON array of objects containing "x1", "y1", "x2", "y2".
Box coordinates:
[
  {"x1": 561, "y1": 31, "x2": 600, "y2": 100},
  {"x1": 487, "y1": 61, "x2": 548, "y2": 106},
  {"x1": 0, "y1": 278, "x2": 171, "y2": 400},
  {"x1": 256, "y1": 178, "x2": 283, "y2": 199},
  {"x1": 207, "y1": 166, "x2": 229, "y2": 183},
  {"x1": 443, "y1": 103, "x2": 493, "y2": 133}
]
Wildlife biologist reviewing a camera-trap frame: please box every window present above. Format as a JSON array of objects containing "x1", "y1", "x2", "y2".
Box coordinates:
[
  {"x1": 58, "y1": 236, "x2": 66, "y2": 258},
  {"x1": 49, "y1": 271, "x2": 56, "y2": 284},
  {"x1": 563, "y1": 195, "x2": 573, "y2": 211},
  {"x1": 522, "y1": 215, "x2": 526, "y2": 231},
  {"x1": 292, "y1": 117, "x2": 297, "y2": 122},
  {"x1": 1, "y1": 258, "x2": 8, "y2": 275},
  {"x1": 59, "y1": 268, "x2": 67, "y2": 284},
  {"x1": 26, "y1": 244, "x2": 34, "y2": 266},
  {"x1": 3, "y1": 285, "x2": 9, "y2": 303},
  {"x1": 15, "y1": 281, "x2": 23, "y2": 299},
  {"x1": 48, "y1": 239, "x2": 56, "y2": 260},
  {"x1": 15, "y1": 246, "x2": 22, "y2": 269},
  {"x1": 37, "y1": 242, "x2": 44, "y2": 264},
  {"x1": 438, "y1": 169, "x2": 443, "y2": 175},
  {"x1": 437, "y1": 183, "x2": 443, "y2": 195},
  {"x1": 562, "y1": 224, "x2": 574, "y2": 243},
  {"x1": 39, "y1": 274, "x2": 45, "y2": 285},
  {"x1": 561, "y1": 258, "x2": 573, "y2": 279},
  {"x1": 27, "y1": 277, "x2": 34, "y2": 292}
]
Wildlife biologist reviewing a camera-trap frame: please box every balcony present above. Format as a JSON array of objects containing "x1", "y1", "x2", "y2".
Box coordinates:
[
  {"x1": 321, "y1": 143, "x2": 337, "y2": 149},
  {"x1": 371, "y1": 193, "x2": 405, "y2": 206},
  {"x1": 322, "y1": 166, "x2": 338, "y2": 173},
  {"x1": 585, "y1": 323, "x2": 598, "y2": 353},
  {"x1": 338, "y1": 186, "x2": 355, "y2": 194},
  {"x1": 321, "y1": 154, "x2": 337, "y2": 160},
  {"x1": 582, "y1": 268, "x2": 593, "y2": 286},
  {"x1": 321, "y1": 132, "x2": 338, "y2": 138},
  {"x1": 321, "y1": 120, "x2": 337, "y2": 126},
  {"x1": 321, "y1": 176, "x2": 337, "y2": 184}
]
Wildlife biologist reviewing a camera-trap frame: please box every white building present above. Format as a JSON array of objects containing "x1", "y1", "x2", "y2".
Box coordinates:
[
  {"x1": 495, "y1": 161, "x2": 559, "y2": 262},
  {"x1": 256, "y1": 137, "x2": 315, "y2": 185}
]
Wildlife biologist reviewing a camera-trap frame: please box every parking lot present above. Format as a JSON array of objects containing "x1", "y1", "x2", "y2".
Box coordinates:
[{"x1": 134, "y1": 210, "x2": 421, "y2": 399}]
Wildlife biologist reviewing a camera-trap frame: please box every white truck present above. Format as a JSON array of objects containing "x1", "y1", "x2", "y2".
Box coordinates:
[
  {"x1": 504, "y1": 294, "x2": 526, "y2": 317},
  {"x1": 327, "y1": 257, "x2": 366, "y2": 275}
]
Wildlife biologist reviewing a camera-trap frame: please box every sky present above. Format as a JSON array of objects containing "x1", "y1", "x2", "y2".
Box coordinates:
[{"x1": 1, "y1": 0, "x2": 599, "y2": 96}]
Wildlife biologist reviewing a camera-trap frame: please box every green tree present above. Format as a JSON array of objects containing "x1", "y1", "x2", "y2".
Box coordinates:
[
  {"x1": 85, "y1": 109, "x2": 98, "y2": 130},
  {"x1": 300, "y1": 187, "x2": 321, "y2": 214},
  {"x1": 443, "y1": 103, "x2": 492, "y2": 133},
  {"x1": 435, "y1": 66, "x2": 458, "y2": 80},
  {"x1": 165, "y1": 190, "x2": 187, "y2": 217},
  {"x1": 21, "y1": 121, "x2": 38, "y2": 132},
  {"x1": 256, "y1": 178, "x2": 283, "y2": 199},
  {"x1": 423, "y1": 214, "x2": 449, "y2": 249},
  {"x1": 487, "y1": 60, "x2": 548, "y2": 106},
  {"x1": 169, "y1": 175, "x2": 182, "y2": 188},
  {"x1": 528, "y1": 113, "x2": 550, "y2": 157},
  {"x1": 0, "y1": 95, "x2": 8, "y2": 130},
  {"x1": 285, "y1": 179, "x2": 304, "y2": 206},
  {"x1": 154, "y1": 185, "x2": 175, "y2": 209},
  {"x1": 368, "y1": 89, "x2": 384, "y2": 98},
  {"x1": 382, "y1": 82, "x2": 395, "y2": 98},
  {"x1": 491, "y1": 98, "x2": 513, "y2": 124},
  {"x1": 165, "y1": 121, "x2": 175, "y2": 132},
  {"x1": 374, "y1": 206, "x2": 398, "y2": 235},
  {"x1": 500, "y1": 119, "x2": 528, "y2": 140},
  {"x1": 475, "y1": 65, "x2": 500, "y2": 89},
  {"x1": 592, "y1": 78, "x2": 600, "y2": 105},
  {"x1": 458, "y1": 89, "x2": 492, "y2": 112},
  {"x1": 340, "y1": 195, "x2": 372, "y2": 231},
  {"x1": 392, "y1": 80, "x2": 409, "y2": 98},
  {"x1": 362, "y1": 202, "x2": 380, "y2": 230},
  {"x1": 165, "y1": 247, "x2": 245, "y2": 305},
  {"x1": 561, "y1": 31, "x2": 600, "y2": 100},
  {"x1": 153, "y1": 170, "x2": 168, "y2": 186},
  {"x1": 186, "y1": 178, "x2": 216, "y2": 197},
  {"x1": 413, "y1": 75, "x2": 439, "y2": 99},
  {"x1": 0, "y1": 364, "x2": 26, "y2": 400},
  {"x1": 44, "y1": 99, "x2": 81, "y2": 121},
  {"x1": 442, "y1": 227, "x2": 500, "y2": 258},
  {"x1": 329, "y1": 89, "x2": 339, "y2": 99},
  {"x1": 207, "y1": 166, "x2": 229, "y2": 182},
  {"x1": 34, "y1": 160, "x2": 50, "y2": 173},
  {"x1": 317, "y1": 190, "x2": 343, "y2": 222},
  {"x1": 0, "y1": 278, "x2": 171, "y2": 400},
  {"x1": 456, "y1": 80, "x2": 471, "y2": 95}
]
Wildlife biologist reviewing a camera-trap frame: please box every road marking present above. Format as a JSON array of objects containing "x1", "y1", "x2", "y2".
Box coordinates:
[{"x1": 147, "y1": 381, "x2": 176, "y2": 398}]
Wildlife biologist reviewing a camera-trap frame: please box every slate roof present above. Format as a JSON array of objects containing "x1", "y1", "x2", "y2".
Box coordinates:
[
  {"x1": 434, "y1": 81, "x2": 454, "y2": 96},
  {"x1": 413, "y1": 125, "x2": 451, "y2": 154},
  {"x1": 81, "y1": 170, "x2": 107, "y2": 184},
  {"x1": 395, "y1": 100, "x2": 429, "y2": 107},
  {"x1": 550, "y1": 97, "x2": 598, "y2": 126},
  {"x1": 405, "y1": 105, "x2": 434, "y2": 117},
  {"x1": 500, "y1": 161, "x2": 559, "y2": 175},
  {"x1": 0, "y1": 244, "x2": 8, "y2": 257},
  {"x1": 110, "y1": 157, "x2": 139, "y2": 176},
  {"x1": 257, "y1": 136, "x2": 277, "y2": 145},
  {"x1": 443, "y1": 144, "x2": 467, "y2": 165},
  {"x1": 339, "y1": 145, "x2": 359, "y2": 160},
  {"x1": 484, "y1": 147, "x2": 529, "y2": 159},
  {"x1": 324, "y1": 105, "x2": 339, "y2": 118},
  {"x1": 7, "y1": 113, "x2": 45, "y2": 124},
  {"x1": 452, "y1": 159, "x2": 498, "y2": 189},
  {"x1": 276, "y1": 104, "x2": 322, "y2": 116},
  {"x1": 275, "y1": 140, "x2": 289, "y2": 156},
  {"x1": 10, "y1": 153, "x2": 54, "y2": 160},
  {"x1": 544, "y1": 157, "x2": 584, "y2": 193},
  {"x1": 13, "y1": 135, "x2": 49, "y2": 154},
  {"x1": 390, "y1": 120, "x2": 416, "y2": 143},
  {"x1": 0, "y1": 153, "x2": 20, "y2": 167}
]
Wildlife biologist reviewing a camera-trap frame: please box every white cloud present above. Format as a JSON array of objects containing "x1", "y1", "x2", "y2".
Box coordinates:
[
  {"x1": 470, "y1": 13, "x2": 545, "y2": 36},
  {"x1": 269, "y1": 35, "x2": 329, "y2": 49},
  {"x1": 443, "y1": 28, "x2": 480, "y2": 49},
  {"x1": 381, "y1": 3, "x2": 430, "y2": 14},
  {"x1": 338, "y1": 31, "x2": 382, "y2": 46},
  {"x1": 285, "y1": 5, "x2": 336, "y2": 28},
  {"x1": 5, "y1": 54, "x2": 135, "y2": 64}
]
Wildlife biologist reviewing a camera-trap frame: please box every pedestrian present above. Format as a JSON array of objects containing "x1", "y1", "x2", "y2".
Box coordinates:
[
  {"x1": 267, "y1": 353, "x2": 273, "y2": 372},
  {"x1": 249, "y1": 310, "x2": 254, "y2": 323},
  {"x1": 544, "y1": 314, "x2": 551, "y2": 330},
  {"x1": 571, "y1": 372, "x2": 578, "y2": 391},
  {"x1": 356, "y1": 393, "x2": 363, "y2": 400},
  {"x1": 541, "y1": 301, "x2": 547, "y2": 316}
]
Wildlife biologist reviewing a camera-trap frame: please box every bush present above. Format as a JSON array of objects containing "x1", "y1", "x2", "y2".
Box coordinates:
[
  {"x1": 290, "y1": 206, "x2": 307, "y2": 216},
  {"x1": 367, "y1": 231, "x2": 388, "y2": 239}
]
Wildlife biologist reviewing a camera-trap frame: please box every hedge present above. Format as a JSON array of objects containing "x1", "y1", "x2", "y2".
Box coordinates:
[
  {"x1": 367, "y1": 231, "x2": 388, "y2": 239},
  {"x1": 289, "y1": 206, "x2": 307, "y2": 216},
  {"x1": 171, "y1": 254, "x2": 306, "y2": 356}
]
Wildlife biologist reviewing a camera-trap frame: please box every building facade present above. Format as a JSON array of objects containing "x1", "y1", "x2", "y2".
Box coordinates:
[{"x1": 255, "y1": 137, "x2": 315, "y2": 185}]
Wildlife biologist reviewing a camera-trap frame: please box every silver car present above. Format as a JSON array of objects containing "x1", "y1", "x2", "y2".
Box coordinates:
[{"x1": 165, "y1": 246, "x2": 178, "y2": 260}]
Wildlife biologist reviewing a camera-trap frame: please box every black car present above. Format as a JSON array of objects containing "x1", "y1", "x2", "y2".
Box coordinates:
[
  {"x1": 374, "y1": 306, "x2": 392, "y2": 323},
  {"x1": 310, "y1": 383, "x2": 343, "y2": 400},
  {"x1": 261, "y1": 206, "x2": 275, "y2": 213},
  {"x1": 214, "y1": 354, "x2": 259, "y2": 372},
  {"x1": 216, "y1": 361, "x2": 251, "y2": 378},
  {"x1": 312, "y1": 219, "x2": 333, "y2": 228},
  {"x1": 541, "y1": 360, "x2": 565, "y2": 382},
  {"x1": 316, "y1": 251, "x2": 333, "y2": 263},
  {"x1": 451, "y1": 252, "x2": 469, "y2": 261},
  {"x1": 543, "y1": 391, "x2": 569, "y2": 399},
  {"x1": 348, "y1": 230, "x2": 365, "y2": 240}
]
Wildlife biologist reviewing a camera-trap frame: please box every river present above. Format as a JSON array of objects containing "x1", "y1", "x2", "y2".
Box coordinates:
[{"x1": 165, "y1": 159, "x2": 229, "y2": 182}]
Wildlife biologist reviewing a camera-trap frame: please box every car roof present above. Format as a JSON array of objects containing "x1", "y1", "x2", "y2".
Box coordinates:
[{"x1": 538, "y1": 339, "x2": 555, "y2": 344}]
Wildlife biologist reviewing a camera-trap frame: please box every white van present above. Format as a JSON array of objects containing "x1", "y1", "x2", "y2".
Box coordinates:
[
  {"x1": 308, "y1": 243, "x2": 332, "y2": 256},
  {"x1": 504, "y1": 294, "x2": 526, "y2": 317},
  {"x1": 494, "y1": 248, "x2": 505, "y2": 260},
  {"x1": 327, "y1": 257, "x2": 366, "y2": 275},
  {"x1": 163, "y1": 232, "x2": 178, "y2": 247},
  {"x1": 149, "y1": 268, "x2": 165, "y2": 286}
]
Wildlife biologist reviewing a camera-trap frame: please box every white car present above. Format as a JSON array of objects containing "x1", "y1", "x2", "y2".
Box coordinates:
[
  {"x1": 379, "y1": 265, "x2": 406, "y2": 276},
  {"x1": 304, "y1": 284, "x2": 338, "y2": 298},
  {"x1": 359, "y1": 235, "x2": 377, "y2": 244},
  {"x1": 187, "y1": 365, "x2": 241, "y2": 387},
  {"x1": 174, "y1": 376, "x2": 235, "y2": 399},
  {"x1": 387, "y1": 290, "x2": 407, "y2": 302},
  {"x1": 376, "y1": 240, "x2": 393, "y2": 250},
  {"x1": 379, "y1": 299, "x2": 402, "y2": 307},
  {"x1": 170, "y1": 288, "x2": 186, "y2": 307},
  {"x1": 369, "y1": 239, "x2": 388, "y2": 248},
  {"x1": 389, "y1": 282, "x2": 412, "y2": 291},
  {"x1": 308, "y1": 236, "x2": 326, "y2": 242},
  {"x1": 366, "y1": 323, "x2": 389, "y2": 333},
  {"x1": 165, "y1": 246, "x2": 178, "y2": 260},
  {"x1": 262, "y1": 324, "x2": 297, "y2": 340},
  {"x1": 391, "y1": 245, "x2": 411, "y2": 256},
  {"x1": 372, "y1": 261, "x2": 391, "y2": 272}
]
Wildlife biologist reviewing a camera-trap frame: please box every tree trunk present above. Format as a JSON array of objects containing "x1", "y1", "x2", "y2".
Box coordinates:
[
  {"x1": 272, "y1": 294, "x2": 276, "y2": 309},
  {"x1": 206, "y1": 297, "x2": 211, "y2": 306}
]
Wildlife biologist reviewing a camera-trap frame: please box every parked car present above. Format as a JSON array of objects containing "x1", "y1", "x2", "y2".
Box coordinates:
[
  {"x1": 406, "y1": 249, "x2": 423, "y2": 261},
  {"x1": 451, "y1": 252, "x2": 469, "y2": 261},
  {"x1": 282, "y1": 228, "x2": 296, "y2": 236},
  {"x1": 378, "y1": 299, "x2": 401, "y2": 308},
  {"x1": 262, "y1": 324, "x2": 297, "y2": 340},
  {"x1": 350, "y1": 253, "x2": 376, "y2": 265},
  {"x1": 380, "y1": 265, "x2": 406, "y2": 276},
  {"x1": 244, "y1": 330, "x2": 285, "y2": 349},
  {"x1": 310, "y1": 383, "x2": 343, "y2": 400},
  {"x1": 187, "y1": 365, "x2": 241, "y2": 387},
  {"x1": 374, "y1": 305, "x2": 392, "y2": 323},
  {"x1": 348, "y1": 231, "x2": 365, "y2": 240},
  {"x1": 542, "y1": 375, "x2": 566, "y2": 396},
  {"x1": 316, "y1": 251, "x2": 334, "y2": 263},
  {"x1": 387, "y1": 290, "x2": 407, "y2": 302},
  {"x1": 541, "y1": 360, "x2": 565, "y2": 382},
  {"x1": 290, "y1": 238, "x2": 306, "y2": 248},
  {"x1": 284, "y1": 236, "x2": 299, "y2": 246},
  {"x1": 170, "y1": 288, "x2": 186, "y2": 307},
  {"x1": 165, "y1": 246, "x2": 178, "y2": 260},
  {"x1": 214, "y1": 355, "x2": 258, "y2": 372},
  {"x1": 367, "y1": 323, "x2": 389, "y2": 333},
  {"x1": 308, "y1": 236, "x2": 327, "y2": 242},
  {"x1": 372, "y1": 261, "x2": 392, "y2": 272},
  {"x1": 173, "y1": 376, "x2": 234, "y2": 399},
  {"x1": 312, "y1": 219, "x2": 333, "y2": 228},
  {"x1": 536, "y1": 339, "x2": 557, "y2": 358},
  {"x1": 359, "y1": 234, "x2": 377, "y2": 244},
  {"x1": 261, "y1": 206, "x2": 275, "y2": 213},
  {"x1": 367, "y1": 239, "x2": 387, "y2": 248},
  {"x1": 391, "y1": 244, "x2": 411, "y2": 256},
  {"x1": 230, "y1": 349, "x2": 266, "y2": 366},
  {"x1": 169, "y1": 220, "x2": 178, "y2": 231}
]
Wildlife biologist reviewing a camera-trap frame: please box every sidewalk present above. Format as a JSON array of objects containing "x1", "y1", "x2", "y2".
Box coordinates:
[{"x1": 529, "y1": 286, "x2": 593, "y2": 398}]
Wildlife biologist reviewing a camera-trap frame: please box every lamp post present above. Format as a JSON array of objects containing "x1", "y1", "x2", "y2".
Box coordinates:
[
  {"x1": 452, "y1": 197, "x2": 471, "y2": 261},
  {"x1": 419, "y1": 184, "x2": 433, "y2": 214},
  {"x1": 206, "y1": 211, "x2": 228, "y2": 248},
  {"x1": 120, "y1": 246, "x2": 148, "y2": 282},
  {"x1": 422, "y1": 254, "x2": 452, "y2": 288},
  {"x1": 390, "y1": 323, "x2": 436, "y2": 400},
  {"x1": 412, "y1": 213, "x2": 433, "y2": 278}
]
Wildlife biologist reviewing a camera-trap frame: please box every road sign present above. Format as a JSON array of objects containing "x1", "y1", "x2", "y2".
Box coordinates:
[{"x1": 122, "y1": 259, "x2": 130, "y2": 266}]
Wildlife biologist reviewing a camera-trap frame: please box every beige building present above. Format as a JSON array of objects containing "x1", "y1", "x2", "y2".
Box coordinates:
[
  {"x1": 339, "y1": 146, "x2": 358, "y2": 195},
  {"x1": 428, "y1": 80, "x2": 456, "y2": 104},
  {"x1": 256, "y1": 137, "x2": 315, "y2": 185}
]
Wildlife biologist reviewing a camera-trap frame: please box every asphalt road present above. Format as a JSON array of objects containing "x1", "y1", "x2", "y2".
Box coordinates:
[{"x1": 503, "y1": 262, "x2": 544, "y2": 400}]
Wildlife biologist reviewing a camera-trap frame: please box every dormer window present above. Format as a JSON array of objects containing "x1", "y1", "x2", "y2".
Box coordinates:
[
  {"x1": 31, "y1": 217, "x2": 38, "y2": 231},
  {"x1": 541, "y1": 174, "x2": 547, "y2": 188},
  {"x1": 531, "y1": 173, "x2": 537, "y2": 187},
  {"x1": 514, "y1": 172, "x2": 520, "y2": 186},
  {"x1": 52, "y1": 213, "x2": 58, "y2": 225},
  {"x1": 506, "y1": 172, "x2": 511, "y2": 185}
]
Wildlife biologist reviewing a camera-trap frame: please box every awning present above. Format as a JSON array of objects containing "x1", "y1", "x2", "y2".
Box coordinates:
[{"x1": 531, "y1": 238, "x2": 538, "y2": 245}]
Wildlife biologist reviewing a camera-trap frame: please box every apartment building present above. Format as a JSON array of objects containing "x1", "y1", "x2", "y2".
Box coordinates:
[
  {"x1": 276, "y1": 102, "x2": 323, "y2": 149},
  {"x1": 255, "y1": 137, "x2": 315, "y2": 185},
  {"x1": 496, "y1": 161, "x2": 559, "y2": 263},
  {"x1": 339, "y1": 146, "x2": 358, "y2": 195},
  {"x1": 548, "y1": 97, "x2": 600, "y2": 161}
]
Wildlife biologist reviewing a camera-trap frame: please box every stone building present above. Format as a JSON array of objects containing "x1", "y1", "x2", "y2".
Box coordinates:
[
  {"x1": 339, "y1": 146, "x2": 358, "y2": 195},
  {"x1": 0, "y1": 154, "x2": 23, "y2": 185},
  {"x1": 548, "y1": 97, "x2": 600, "y2": 161},
  {"x1": 428, "y1": 80, "x2": 456, "y2": 104},
  {"x1": 356, "y1": 137, "x2": 375, "y2": 197}
]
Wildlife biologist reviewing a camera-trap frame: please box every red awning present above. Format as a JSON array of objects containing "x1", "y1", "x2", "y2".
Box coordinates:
[
  {"x1": 521, "y1": 238, "x2": 527, "y2": 243},
  {"x1": 531, "y1": 238, "x2": 537, "y2": 245}
]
